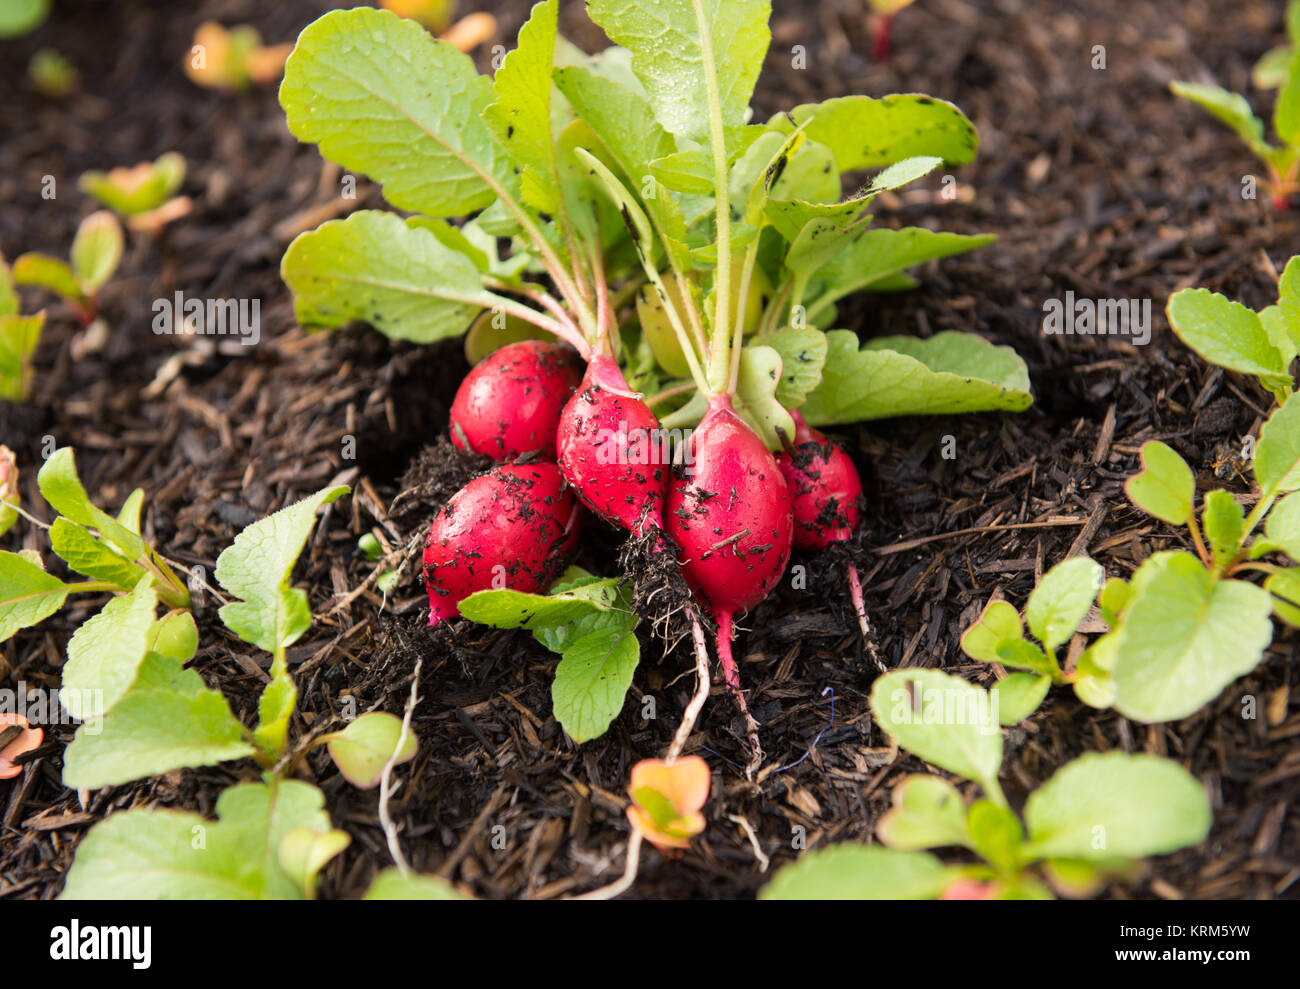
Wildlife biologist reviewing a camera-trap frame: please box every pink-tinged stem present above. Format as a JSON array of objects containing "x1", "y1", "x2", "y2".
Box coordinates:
[
  {"x1": 714, "y1": 607, "x2": 763, "y2": 778},
  {"x1": 846, "y1": 563, "x2": 886, "y2": 673},
  {"x1": 872, "y1": 13, "x2": 893, "y2": 61}
]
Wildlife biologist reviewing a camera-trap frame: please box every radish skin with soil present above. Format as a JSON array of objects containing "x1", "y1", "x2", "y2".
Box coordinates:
[
  {"x1": 422, "y1": 462, "x2": 583, "y2": 625},
  {"x1": 450, "y1": 340, "x2": 584, "y2": 462}
]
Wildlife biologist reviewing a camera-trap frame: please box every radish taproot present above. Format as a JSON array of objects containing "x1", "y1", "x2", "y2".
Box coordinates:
[
  {"x1": 450, "y1": 340, "x2": 584, "y2": 462},
  {"x1": 423, "y1": 462, "x2": 583, "y2": 625},
  {"x1": 776, "y1": 411, "x2": 884, "y2": 672},
  {"x1": 666, "y1": 394, "x2": 794, "y2": 771},
  {"x1": 556, "y1": 353, "x2": 670, "y2": 537}
]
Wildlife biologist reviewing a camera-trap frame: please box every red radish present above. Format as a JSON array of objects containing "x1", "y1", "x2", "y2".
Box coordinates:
[
  {"x1": 665, "y1": 394, "x2": 793, "y2": 771},
  {"x1": 423, "y1": 462, "x2": 582, "y2": 625},
  {"x1": 775, "y1": 410, "x2": 884, "y2": 672},
  {"x1": 777, "y1": 412, "x2": 862, "y2": 551},
  {"x1": 556, "y1": 353, "x2": 669, "y2": 537},
  {"x1": 449, "y1": 340, "x2": 584, "y2": 462}
]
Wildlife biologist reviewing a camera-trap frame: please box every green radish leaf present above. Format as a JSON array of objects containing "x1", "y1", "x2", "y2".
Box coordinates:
[
  {"x1": 0, "y1": 0, "x2": 49, "y2": 38},
  {"x1": 48, "y1": 518, "x2": 142, "y2": 589},
  {"x1": 1022, "y1": 752, "x2": 1211, "y2": 861},
  {"x1": 808, "y1": 228, "x2": 994, "y2": 323},
  {"x1": 784, "y1": 213, "x2": 873, "y2": 302},
  {"x1": 1073, "y1": 633, "x2": 1119, "y2": 709},
  {"x1": 1025, "y1": 556, "x2": 1104, "y2": 652},
  {"x1": 552, "y1": 626, "x2": 639, "y2": 743},
  {"x1": 364, "y1": 867, "x2": 468, "y2": 900},
  {"x1": 1202, "y1": 490, "x2": 1246, "y2": 569},
  {"x1": 62, "y1": 652, "x2": 254, "y2": 789},
  {"x1": 759, "y1": 845, "x2": 954, "y2": 900},
  {"x1": 1266, "y1": 568, "x2": 1300, "y2": 627},
  {"x1": 1278, "y1": 255, "x2": 1300, "y2": 353},
  {"x1": 0, "y1": 257, "x2": 17, "y2": 318},
  {"x1": 959, "y1": 599, "x2": 1024, "y2": 665},
  {"x1": 37, "y1": 447, "x2": 145, "y2": 559},
  {"x1": 1170, "y1": 82, "x2": 1273, "y2": 160},
  {"x1": 1111, "y1": 552, "x2": 1274, "y2": 722},
  {"x1": 1259, "y1": 305, "x2": 1298, "y2": 370},
  {"x1": 326, "y1": 711, "x2": 417, "y2": 789},
  {"x1": 484, "y1": 0, "x2": 562, "y2": 210},
  {"x1": 876, "y1": 774, "x2": 970, "y2": 851},
  {"x1": 279, "y1": 8, "x2": 500, "y2": 217},
  {"x1": 995, "y1": 638, "x2": 1058, "y2": 677},
  {"x1": 1264, "y1": 492, "x2": 1300, "y2": 563},
  {"x1": 801, "y1": 329, "x2": 1031, "y2": 426},
  {"x1": 215, "y1": 484, "x2": 349, "y2": 660},
  {"x1": 277, "y1": 827, "x2": 350, "y2": 900},
  {"x1": 61, "y1": 780, "x2": 329, "y2": 900},
  {"x1": 534, "y1": 584, "x2": 636, "y2": 654},
  {"x1": 1275, "y1": 52, "x2": 1300, "y2": 146},
  {"x1": 116, "y1": 488, "x2": 145, "y2": 535},
  {"x1": 1255, "y1": 392, "x2": 1300, "y2": 496},
  {"x1": 649, "y1": 149, "x2": 717, "y2": 194},
  {"x1": 11, "y1": 253, "x2": 84, "y2": 304},
  {"x1": 1097, "y1": 577, "x2": 1130, "y2": 627},
  {"x1": 1166, "y1": 288, "x2": 1290, "y2": 396},
  {"x1": 0, "y1": 313, "x2": 45, "y2": 401},
  {"x1": 992, "y1": 673, "x2": 1052, "y2": 725},
  {"x1": 735, "y1": 344, "x2": 796, "y2": 449},
  {"x1": 869, "y1": 669, "x2": 1003, "y2": 796},
  {"x1": 1124, "y1": 441, "x2": 1194, "y2": 525},
  {"x1": 552, "y1": 66, "x2": 675, "y2": 189},
  {"x1": 771, "y1": 94, "x2": 979, "y2": 171},
  {"x1": 966, "y1": 799, "x2": 1023, "y2": 874},
  {"x1": 586, "y1": 0, "x2": 771, "y2": 151},
  {"x1": 70, "y1": 211, "x2": 123, "y2": 294},
  {"x1": 0, "y1": 549, "x2": 71, "y2": 644},
  {"x1": 459, "y1": 578, "x2": 622, "y2": 630},
  {"x1": 763, "y1": 325, "x2": 828, "y2": 409},
  {"x1": 60, "y1": 577, "x2": 157, "y2": 721},
  {"x1": 253, "y1": 673, "x2": 297, "y2": 758},
  {"x1": 282, "y1": 211, "x2": 496, "y2": 343},
  {"x1": 78, "y1": 153, "x2": 185, "y2": 216},
  {"x1": 148, "y1": 610, "x2": 198, "y2": 663},
  {"x1": 1254, "y1": 46, "x2": 1293, "y2": 89}
]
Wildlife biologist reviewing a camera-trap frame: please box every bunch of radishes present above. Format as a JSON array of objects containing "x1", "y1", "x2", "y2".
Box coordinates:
[{"x1": 423, "y1": 333, "x2": 875, "y2": 770}]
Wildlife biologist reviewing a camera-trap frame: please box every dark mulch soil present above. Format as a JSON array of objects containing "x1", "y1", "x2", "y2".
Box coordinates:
[{"x1": 1, "y1": 0, "x2": 1296, "y2": 900}]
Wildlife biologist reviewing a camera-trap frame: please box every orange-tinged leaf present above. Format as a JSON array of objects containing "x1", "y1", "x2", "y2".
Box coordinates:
[
  {"x1": 0, "y1": 713, "x2": 42, "y2": 780},
  {"x1": 628, "y1": 755, "x2": 709, "y2": 816}
]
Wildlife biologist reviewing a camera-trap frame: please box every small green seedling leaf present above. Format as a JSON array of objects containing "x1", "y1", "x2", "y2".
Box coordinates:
[
  {"x1": 69, "y1": 211, "x2": 123, "y2": 295},
  {"x1": 277, "y1": 827, "x2": 350, "y2": 900},
  {"x1": 1112, "y1": 552, "x2": 1274, "y2": 722},
  {"x1": 959, "y1": 599, "x2": 1023, "y2": 664},
  {"x1": 253, "y1": 673, "x2": 298, "y2": 758},
  {"x1": 876, "y1": 774, "x2": 970, "y2": 851},
  {"x1": 215, "y1": 484, "x2": 349, "y2": 663},
  {"x1": 363, "y1": 867, "x2": 467, "y2": 900},
  {"x1": 1169, "y1": 82, "x2": 1272, "y2": 160},
  {"x1": 61, "y1": 780, "x2": 329, "y2": 899},
  {"x1": 1166, "y1": 288, "x2": 1290, "y2": 397},
  {"x1": 37, "y1": 448, "x2": 145, "y2": 560},
  {"x1": 60, "y1": 577, "x2": 157, "y2": 721},
  {"x1": 552, "y1": 626, "x2": 639, "y2": 743},
  {"x1": 966, "y1": 799, "x2": 1023, "y2": 875},
  {"x1": 992, "y1": 673, "x2": 1052, "y2": 725},
  {"x1": 62, "y1": 652, "x2": 254, "y2": 789},
  {"x1": 1255, "y1": 392, "x2": 1300, "y2": 496},
  {"x1": 1072, "y1": 633, "x2": 1119, "y2": 709},
  {"x1": 11, "y1": 253, "x2": 84, "y2": 306},
  {"x1": 1097, "y1": 577, "x2": 1130, "y2": 627},
  {"x1": 1124, "y1": 441, "x2": 1194, "y2": 525},
  {"x1": 458, "y1": 578, "x2": 621, "y2": 630},
  {"x1": 759, "y1": 844, "x2": 954, "y2": 900},
  {"x1": 802, "y1": 329, "x2": 1031, "y2": 426},
  {"x1": 49, "y1": 517, "x2": 141, "y2": 589},
  {"x1": 1265, "y1": 492, "x2": 1300, "y2": 563},
  {"x1": 1202, "y1": 490, "x2": 1246, "y2": 569},
  {"x1": 326, "y1": 711, "x2": 417, "y2": 789},
  {"x1": 0, "y1": 312, "x2": 44, "y2": 402},
  {"x1": 0, "y1": 549, "x2": 70, "y2": 643},
  {"x1": 869, "y1": 669, "x2": 1003, "y2": 800},
  {"x1": 79, "y1": 153, "x2": 186, "y2": 217},
  {"x1": 1267, "y1": 568, "x2": 1300, "y2": 627},
  {"x1": 1022, "y1": 752, "x2": 1211, "y2": 861},
  {"x1": 148, "y1": 610, "x2": 198, "y2": 663},
  {"x1": 995, "y1": 638, "x2": 1058, "y2": 677},
  {"x1": 1024, "y1": 556, "x2": 1104, "y2": 652}
]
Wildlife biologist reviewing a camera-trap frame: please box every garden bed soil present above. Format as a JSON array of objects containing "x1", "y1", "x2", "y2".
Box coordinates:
[{"x1": 0, "y1": 0, "x2": 1296, "y2": 900}]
